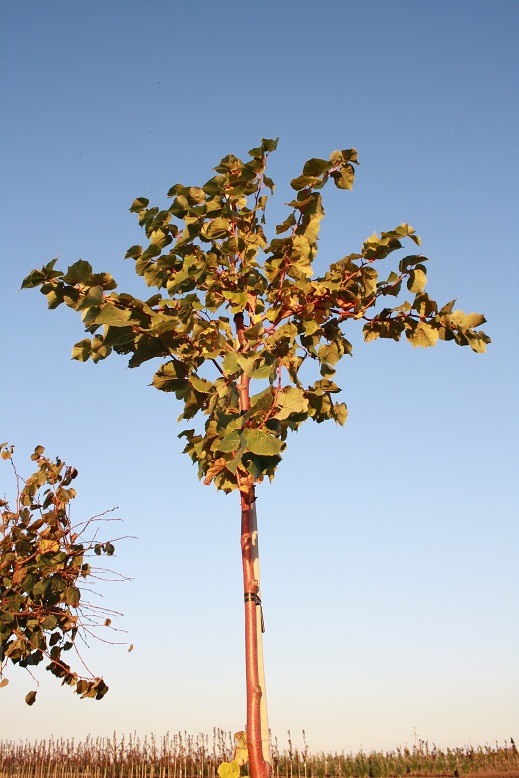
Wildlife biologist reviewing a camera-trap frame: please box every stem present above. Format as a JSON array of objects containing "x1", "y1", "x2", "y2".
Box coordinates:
[
  {"x1": 241, "y1": 489, "x2": 271, "y2": 778},
  {"x1": 235, "y1": 311, "x2": 271, "y2": 778},
  {"x1": 250, "y1": 500, "x2": 271, "y2": 766}
]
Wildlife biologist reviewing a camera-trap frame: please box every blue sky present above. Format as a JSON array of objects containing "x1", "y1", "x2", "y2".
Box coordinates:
[{"x1": 1, "y1": 0, "x2": 518, "y2": 753}]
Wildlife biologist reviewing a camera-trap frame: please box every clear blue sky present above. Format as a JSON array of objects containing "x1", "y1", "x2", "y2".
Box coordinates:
[{"x1": 1, "y1": 0, "x2": 518, "y2": 754}]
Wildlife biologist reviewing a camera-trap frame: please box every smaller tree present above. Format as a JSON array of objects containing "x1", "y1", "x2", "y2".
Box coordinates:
[{"x1": 0, "y1": 443, "x2": 129, "y2": 704}]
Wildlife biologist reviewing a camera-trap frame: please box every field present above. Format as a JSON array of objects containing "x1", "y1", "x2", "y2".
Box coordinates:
[{"x1": 0, "y1": 731, "x2": 518, "y2": 778}]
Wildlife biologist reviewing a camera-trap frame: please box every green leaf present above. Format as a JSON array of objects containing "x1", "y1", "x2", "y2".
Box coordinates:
[
  {"x1": 333, "y1": 402, "x2": 348, "y2": 426},
  {"x1": 318, "y1": 341, "x2": 341, "y2": 366},
  {"x1": 275, "y1": 213, "x2": 297, "y2": 235},
  {"x1": 465, "y1": 330, "x2": 491, "y2": 353},
  {"x1": 188, "y1": 186, "x2": 206, "y2": 203},
  {"x1": 395, "y1": 223, "x2": 421, "y2": 245},
  {"x1": 439, "y1": 299, "x2": 456, "y2": 315},
  {"x1": 90, "y1": 335, "x2": 112, "y2": 362},
  {"x1": 61, "y1": 260, "x2": 94, "y2": 285},
  {"x1": 21, "y1": 270, "x2": 45, "y2": 289},
  {"x1": 125, "y1": 244, "x2": 143, "y2": 260},
  {"x1": 32, "y1": 579, "x2": 50, "y2": 599},
  {"x1": 94, "y1": 304, "x2": 132, "y2": 327},
  {"x1": 262, "y1": 175, "x2": 275, "y2": 194},
  {"x1": 247, "y1": 138, "x2": 279, "y2": 157},
  {"x1": 290, "y1": 174, "x2": 321, "y2": 191},
  {"x1": 250, "y1": 362, "x2": 275, "y2": 380},
  {"x1": 218, "y1": 432, "x2": 241, "y2": 453},
  {"x1": 190, "y1": 375, "x2": 212, "y2": 394},
  {"x1": 63, "y1": 586, "x2": 80, "y2": 607},
  {"x1": 203, "y1": 217, "x2": 231, "y2": 240},
  {"x1": 407, "y1": 321, "x2": 440, "y2": 348},
  {"x1": 21, "y1": 260, "x2": 61, "y2": 289},
  {"x1": 262, "y1": 137, "x2": 279, "y2": 152},
  {"x1": 78, "y1": 285, "x2": 104, "y2": 309},
  {"x1": 330, "y1": 148, "x2": 359, "y2": 166},
  {"x1": 130, "y1": 197, "x2": 149, "y2": 213},
  {"x1": 399, "y1": 254, "x2": 425, "y2": 272},
  {"x1": 363, "y1": 318, "x2": 405, "y2": 343},
  {"x1": 242, "y1": 429, "x2": 283, "y2": 456},
  {"x1": 141, "y1": 243, "x2": 162, "y2": 262},
  {"x1": 152, "y1": 360, "x2": 188, "y2": 393},
  {"x1": 407, "y1": 267, "x2": 427, "y2": 293},
  {"x1": 312, "y1": 379, "x2": 341, "y2": 394},
  {"x1": 71, "y1": 339, "x2": 92, "y2": 362},
  {"x1": 446, "y1": 310, "x2": 487, "y2": 329},
  {"x1": 303, "y1": 158, "x2": 330, "y2": 176},
  {"x1": 41, "y1": 615, "x2": 58, "y2": 630},
  {"x1": 222, "y1": 289, "x2": 248, "y2": 313},
  {"x1": 222, "y1": 351, "x2": 240, "y2": 375},
  {"x1": 244, "y1": 452, "x2": 281, "y2": 481},
  {"x1": 236, "y1": 353, "x2": 256, "y2": 376},
  {"x1": 275, "y1": 387, "x2": 308, "y2": 420},
  {"x1": 331, "y1": 166, "x2": 355, "y2": 190},
  {"x1": 412, "y1": 292, "x2": 437, "y2": 317}
]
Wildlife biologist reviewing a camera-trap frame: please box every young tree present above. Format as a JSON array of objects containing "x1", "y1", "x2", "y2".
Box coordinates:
[
  {"x1": 0, "y1": 443, "x2": 127, "y2": 704},
  {"x1": 22, "y1": 139, "x2": 489, "y2": 778}
]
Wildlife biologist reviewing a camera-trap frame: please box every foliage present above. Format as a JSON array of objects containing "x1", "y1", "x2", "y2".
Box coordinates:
[
  {"x1": 22, "y1": 140, "x2": 490, "y2": 497},
  {"x1": 0, "y1": 444, "x2": 126, "y2": 703}
]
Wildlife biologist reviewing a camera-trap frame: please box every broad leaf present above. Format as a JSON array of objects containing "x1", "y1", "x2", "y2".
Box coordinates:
[
  {"x1": 243, "y1": 429, "x2": 283, "y2": 457},
  {"x1": 275, "y1": 387, "x2": 308, "y2": 420},
  {"x1": 407, "y1": 321, "x2": 440, "y2": 348}
]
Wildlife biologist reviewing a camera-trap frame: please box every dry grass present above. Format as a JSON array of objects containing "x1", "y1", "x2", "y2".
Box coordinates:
[{"x1": 0, "y1": 730, "x2": 517, "y2": 778}]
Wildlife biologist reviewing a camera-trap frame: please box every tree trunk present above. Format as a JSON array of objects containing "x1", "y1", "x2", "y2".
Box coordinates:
[
  {"x1": 250, "y1": 500, "x2": 271, "y2": 765},
  {"x1": 241, "y1": 488, "x2": 271, "y2": 778},
  {"x1": 235, "y1": 311, "x2": 271, "y2": 778}
]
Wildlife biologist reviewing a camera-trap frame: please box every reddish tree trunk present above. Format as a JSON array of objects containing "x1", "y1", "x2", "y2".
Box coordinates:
[
  {"x1": 241, "y1": 488, "x2": 270, "y2": 778},
  {"x1": 235, "y1": 311, "x2": 271, "y2": 778}
]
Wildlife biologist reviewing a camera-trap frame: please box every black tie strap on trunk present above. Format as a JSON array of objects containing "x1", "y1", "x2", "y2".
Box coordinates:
[{"x1": 244, "y1": 592, "x2": 265, "y2": 633}]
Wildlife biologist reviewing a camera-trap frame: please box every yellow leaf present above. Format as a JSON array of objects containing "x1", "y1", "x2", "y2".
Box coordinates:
[{"x1": 39, "y1": 539, "x2": 60, "y2": 553}]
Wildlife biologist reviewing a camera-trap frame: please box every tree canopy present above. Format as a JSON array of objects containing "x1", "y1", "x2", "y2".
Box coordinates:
[
  {"x1": 22, "y1": 139, "x2": 490, "y2": 498},
  {"x1": 0, "y1": 444, "x2": 126, "y2": 703}
]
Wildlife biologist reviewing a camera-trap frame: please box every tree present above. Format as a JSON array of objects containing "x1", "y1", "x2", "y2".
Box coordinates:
[
  {"x1": 22, "y1": 139, "x2": 489, "y2": 778},
  {"x1": 0, "y1": 443, "x2": 128, "y2": 704}
]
